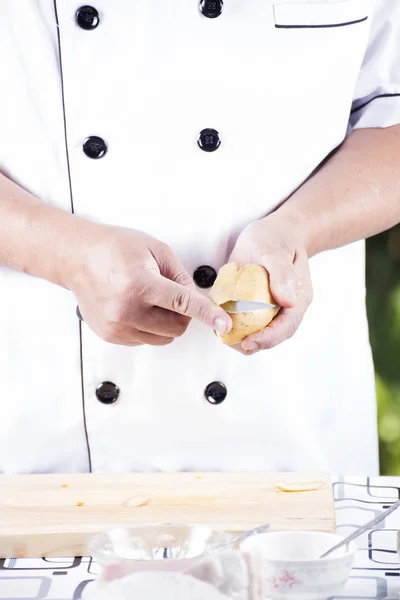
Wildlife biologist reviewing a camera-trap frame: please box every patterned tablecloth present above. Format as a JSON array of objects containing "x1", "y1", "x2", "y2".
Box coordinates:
[{"x1": 1, "y1": 476, "x2": 400, "y2": 600}]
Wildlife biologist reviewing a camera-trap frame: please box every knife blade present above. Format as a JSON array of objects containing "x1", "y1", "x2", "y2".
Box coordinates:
[{"x1": 221, "y1": 300, "x2": 276, "y2": 313}]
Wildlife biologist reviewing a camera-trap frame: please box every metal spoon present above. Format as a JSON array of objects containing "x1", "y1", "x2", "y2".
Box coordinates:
[
  {"x1": 320, "y1": 497, "x2": 400, "y2": 559},
  {"x1": 203, "y1": 523, "x2": 271, "y2": 556}
]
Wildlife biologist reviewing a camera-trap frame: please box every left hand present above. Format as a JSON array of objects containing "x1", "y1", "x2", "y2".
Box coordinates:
[{"x1": 229, "y1": 213, "x2": 313, "y2": 355}]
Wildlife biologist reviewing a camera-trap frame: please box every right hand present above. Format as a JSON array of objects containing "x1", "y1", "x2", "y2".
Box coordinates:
[{"x1": 66, "y1": 224, "x2": 231, "y2": 346}]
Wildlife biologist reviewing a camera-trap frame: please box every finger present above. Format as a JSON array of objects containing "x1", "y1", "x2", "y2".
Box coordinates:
[
  {"x1": 86, "y1": 322, "x2": 142, "y2": 347},
  {"x1": 107, "y1": 303, "x2": 190, "y2": 338},
  {"x1": 258, "y1": 253, "x2": 298, "y2": 309},
  {"x1": 132, "y1": 330, "x2": 175, "y2": 346},
  {"x1": 99, "y1": 335, "x2": 142, "y2": 347},
  {"x1": 140, "y1": 306, "x2": 190, "y2": 338},
  {"x1": 145, "y1": 274, "x2": 232, "y2": 335},
  {"x1": 242, "y1": 260, "x2": 312, "y2": 352},
  {"x1": 91, "y1": 319, "x2": 175, "y2": 347},
  {"x1": 241, "y1": 304, "x2": 306, "y2": 352},
  {"x1": 105, "y1": 327, "x2": 174, "y2": 347},
  {"x1": 230, "y1": 342, "x2": 259, "y2": 356}
]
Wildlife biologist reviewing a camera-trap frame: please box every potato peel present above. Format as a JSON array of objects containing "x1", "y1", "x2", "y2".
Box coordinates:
[
  {"x1": 274, "y1": 480, "x2": 327, "y2": 493},
  {"x1": 125, "y1": 495, "x2": 150, "y2": 508}
]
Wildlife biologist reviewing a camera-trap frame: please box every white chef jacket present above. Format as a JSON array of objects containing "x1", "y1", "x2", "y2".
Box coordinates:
[{"x1": 0, "y1": 0, "x2": 398, "y2": 475}]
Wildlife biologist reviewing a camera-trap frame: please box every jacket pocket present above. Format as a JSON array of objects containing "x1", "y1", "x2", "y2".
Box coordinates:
[{"x1": 273, "y1": 0, "x2": 368, "y2": 29}]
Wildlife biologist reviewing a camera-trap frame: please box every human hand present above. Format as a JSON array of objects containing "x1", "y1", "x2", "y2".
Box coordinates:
[
  {"x1": 67, "y1": 224, "x2": 231, "y2": 346},
  {"x1": 229, "y1": 214, "x2": 313, "y2": 354}
]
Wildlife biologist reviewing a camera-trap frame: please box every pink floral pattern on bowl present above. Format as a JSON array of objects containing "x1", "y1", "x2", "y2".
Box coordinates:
[
  {"x1": 267, "y1": 570, "x2": 299, "y2": 590},
  {"x1": 241, "y1": 531, "x2": 358, "y2": 599}
]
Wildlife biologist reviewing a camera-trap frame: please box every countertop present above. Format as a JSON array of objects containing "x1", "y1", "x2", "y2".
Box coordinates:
[{"x1": 0, "y1": 476, "x2": 399, "y2": 599}]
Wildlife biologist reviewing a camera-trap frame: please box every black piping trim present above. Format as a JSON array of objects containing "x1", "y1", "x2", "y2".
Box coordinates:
[
  {"x1": 78, "y1": 322, "x2": 92, "y2": 472},
  {"x1": 275, "y1": 15, "x2": 368, "y2": 29},
  {"x1": 53, "y1": 0, "x2": 92, "y2": 473},
  {"x1": 351, "y1": 93, "x2": 400, "y2": 114}
]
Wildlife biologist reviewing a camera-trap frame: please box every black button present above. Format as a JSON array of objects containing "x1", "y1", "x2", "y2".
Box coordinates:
[
  {"x1": 198, "y1": 128, "x2": 221, "y2": 152},
  {"x1": 76, "y1": 6, "x2": 100, "y2": 30},
  {"x1": 76, "y1": 306, "x2": 83, "y2": 321},
  {"x1": 193, "y1": 265, "x2": 217, "y2": 289},
  {"x1": 83, "y1": 136, "x2": 107, "y2": 159},
  {"x1": 200, "y1": 0, "x2": 223, "y2": 18},
  {"x1": 96, "y1": 382, "x2": 120, "y2": 405},
  {"x1": 205, "y1": 382, "x2": 227, "y2": 405}
]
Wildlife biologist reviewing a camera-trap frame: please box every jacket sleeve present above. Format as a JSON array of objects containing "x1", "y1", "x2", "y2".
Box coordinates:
[{"x1": 350, "y1": 0, "x2": 400, "y2": 130}]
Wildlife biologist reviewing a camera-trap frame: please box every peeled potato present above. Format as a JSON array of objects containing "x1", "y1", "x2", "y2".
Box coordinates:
[{"x1": 208, "y1": 262, "x2": 280, "y2": 345}]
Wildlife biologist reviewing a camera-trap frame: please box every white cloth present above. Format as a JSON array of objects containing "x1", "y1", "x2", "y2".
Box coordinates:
[
  {"x1": 0, "y1": 0, "x2": 396, "y2": 475},
  {"x1": 84, "y1": 572, "x2": 232, "y2": 600},
  {"x1": 84, "y1": 549, "x2": 261, "y2": 600},
  {"x1": 350, "y1": 0, "x2": 400, "y2": 129}
]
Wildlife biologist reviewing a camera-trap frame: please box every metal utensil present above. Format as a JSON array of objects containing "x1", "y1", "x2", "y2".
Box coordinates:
[
  {"x1": 221, "y1": 300, "x2": 276, "y2": 313},
  {"x1": 320, "y1": 498, "x2": 400, "y2": 559},
  {"x1": 203, "y1": 523, "x2": 271, "y2": 556}
]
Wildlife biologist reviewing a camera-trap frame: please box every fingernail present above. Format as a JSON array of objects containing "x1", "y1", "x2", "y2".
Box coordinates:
[
  {"x1": 283, "y1": 281, "x2": 296, "y2": 300},
  {"x1": 214, "y1": 318, "x2": 229, "y2": 334},
  {"x1": 243, "y1": 342, "x2": 259, "y2": 351}
]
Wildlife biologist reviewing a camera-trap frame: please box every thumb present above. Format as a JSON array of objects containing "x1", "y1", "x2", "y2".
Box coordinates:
[
  {"x1": 153, "y1": 244, "x2": 232, "y2": 333},
  {"x1": 157, "y1": 249, "x2": 196, "y2": 289},
  {"x1": 261, "y1": 256, "x2": 297, "y2": 308},
  {"x1": 153, "y1": 275, "x2": 232, "y2": 334}
]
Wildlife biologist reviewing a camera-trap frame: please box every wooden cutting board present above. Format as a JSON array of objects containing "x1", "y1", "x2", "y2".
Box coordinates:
[{"x1": 0, "y1": 472, "x2": 335, "y2": 558}]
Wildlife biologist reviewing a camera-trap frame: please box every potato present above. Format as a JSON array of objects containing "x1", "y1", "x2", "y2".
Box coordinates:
[{"x1": 208, "y1": 262, "x2": 280, "y2": 346}]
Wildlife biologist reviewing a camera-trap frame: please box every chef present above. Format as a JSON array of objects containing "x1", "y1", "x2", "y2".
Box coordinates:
[{"x1": 0, "y1": 0, "x2": 399, "y2": 476}]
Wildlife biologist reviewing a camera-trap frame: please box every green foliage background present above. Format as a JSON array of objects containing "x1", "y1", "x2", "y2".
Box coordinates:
[{"x1": 367, "y1": 225, "x2": 400, "y2": 475}]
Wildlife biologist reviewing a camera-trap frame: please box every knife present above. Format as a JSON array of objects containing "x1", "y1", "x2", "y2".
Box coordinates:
[{"x1": 221, "y1": 300, "x2": 276, "y2": 313}]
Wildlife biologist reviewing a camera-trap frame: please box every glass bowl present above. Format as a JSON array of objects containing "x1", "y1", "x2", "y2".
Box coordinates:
[{"x1": 87, "y1": 523, "x2": 233, "y2": 581}]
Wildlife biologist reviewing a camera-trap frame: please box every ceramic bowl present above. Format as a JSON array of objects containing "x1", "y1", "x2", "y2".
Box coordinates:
[
  {"x1": 87, "y1": 523, "x2": 232, "y2": 581},
  {"x1": 240, "y1": 531, "x2": 357, "y2": 600}
]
